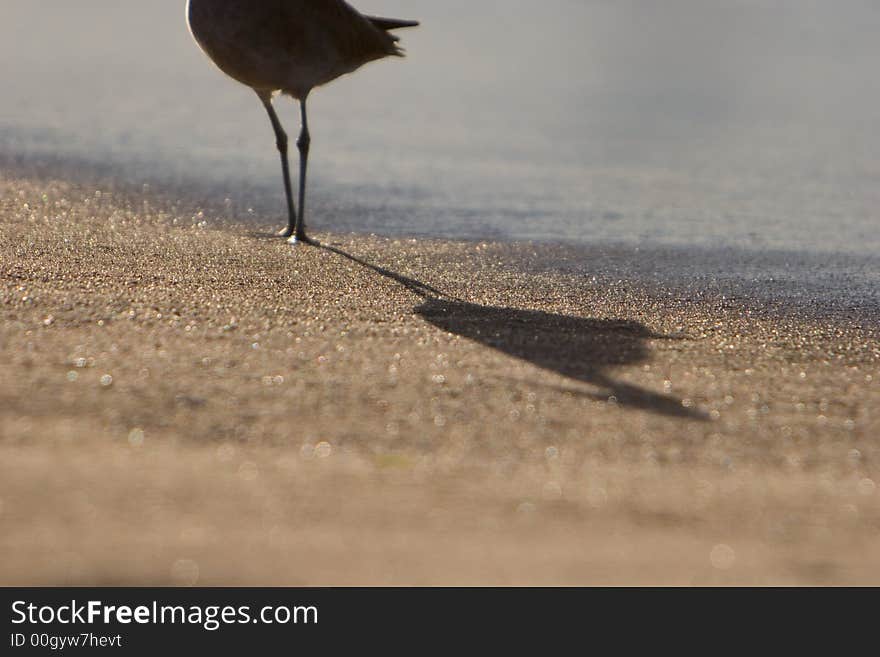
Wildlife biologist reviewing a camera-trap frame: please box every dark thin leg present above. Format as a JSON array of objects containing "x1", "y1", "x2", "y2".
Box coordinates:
[
  {"x1": 258, "y1": 93, "x2": 296, "y2": 238},
  {"x1": 292, "y1": 97, "x2": 312, "y2": 244}
]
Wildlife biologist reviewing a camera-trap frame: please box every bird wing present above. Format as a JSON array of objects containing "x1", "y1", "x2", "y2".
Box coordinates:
[{"x1": 279, "y1": 0, "x2": 403, "y2": 66}]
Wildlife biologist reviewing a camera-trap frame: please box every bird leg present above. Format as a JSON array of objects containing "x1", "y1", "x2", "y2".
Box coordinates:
[
  {"x1": 258, "y1": 93, "x2": 297, "y2": 238},
  {"x1": 291, "y1": 97, "x2": 312, "y2": 245}
]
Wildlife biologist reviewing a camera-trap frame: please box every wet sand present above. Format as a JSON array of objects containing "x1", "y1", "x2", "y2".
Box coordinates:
[{"x1": 1, "y1": 173, "x2": 878, "y2": 585}]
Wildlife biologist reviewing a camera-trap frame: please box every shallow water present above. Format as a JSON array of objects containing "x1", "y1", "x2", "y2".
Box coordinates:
[{"x1": 2, "y1": 1, "x2": 879, "y2": 257}]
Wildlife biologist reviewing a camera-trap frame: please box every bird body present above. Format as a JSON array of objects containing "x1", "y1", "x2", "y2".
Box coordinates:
[
  {"x1": 186, "y1": 0, "x2": 418, "y2": 241},
  {"x1": 187, "y1": 0, "x2": 410, "y2": 99}
]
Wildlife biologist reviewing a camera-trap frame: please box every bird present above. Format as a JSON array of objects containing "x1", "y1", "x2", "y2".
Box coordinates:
[{"x1": 186, "y1": 0, "x2": 419, "y2": 244}]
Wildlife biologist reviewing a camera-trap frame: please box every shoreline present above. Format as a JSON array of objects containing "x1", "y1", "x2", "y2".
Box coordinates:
[
  {"x1": 1, "y1": 171, "x2": 878, "y2": 585},
  {"x1": 3, "y1": 154, "x2": 879, "y2": 325}
]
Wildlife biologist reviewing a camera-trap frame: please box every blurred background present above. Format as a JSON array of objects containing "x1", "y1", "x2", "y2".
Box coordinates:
[{"x1": 1, "y1": 0, "x2": 878, "y2": 253}]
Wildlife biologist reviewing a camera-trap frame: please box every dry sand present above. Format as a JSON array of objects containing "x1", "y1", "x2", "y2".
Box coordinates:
[{"x1": 1, "y1": 173, "x2": 878, "y2": 585}]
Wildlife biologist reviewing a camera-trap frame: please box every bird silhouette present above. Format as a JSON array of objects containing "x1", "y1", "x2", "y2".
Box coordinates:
[{"x1": 187, "y1": 0, "x2": 418, "y2": 243}]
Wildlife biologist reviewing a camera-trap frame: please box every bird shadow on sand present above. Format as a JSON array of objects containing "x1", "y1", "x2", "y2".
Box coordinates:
[{"x1": 320, "y1": 243, "x2": 708, "y2": 421}]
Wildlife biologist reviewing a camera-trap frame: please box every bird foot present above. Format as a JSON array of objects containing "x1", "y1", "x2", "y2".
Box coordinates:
[
  {"x1": 287, "y1": 233, "x2": 318, "y2": 247},
  {"x1": 276, "y1": 226, "x2": 295, "y2": 238}
]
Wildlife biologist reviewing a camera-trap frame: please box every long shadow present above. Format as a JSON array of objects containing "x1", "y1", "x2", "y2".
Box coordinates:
[{"x1": 320, "y1": 243, "x2": 707, "y2": 421}]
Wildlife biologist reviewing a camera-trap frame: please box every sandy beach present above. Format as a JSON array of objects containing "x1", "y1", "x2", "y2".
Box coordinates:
[{"x1": 1, "y1": 172, "x2": 878, "y2": 585}]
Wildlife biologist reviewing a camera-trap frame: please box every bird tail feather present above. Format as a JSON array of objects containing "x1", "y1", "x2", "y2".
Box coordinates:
[
  {"x1": 367, "y1": 16, "x2": 420, "y2": 32},
  {"x1": 366, "y1": 16, "x2": 418, "y2": 56}
]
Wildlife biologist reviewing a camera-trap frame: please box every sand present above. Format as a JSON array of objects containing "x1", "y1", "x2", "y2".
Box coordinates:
[{"x1": 1, "y1": 172, "x2": 878, "y2": 585}]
